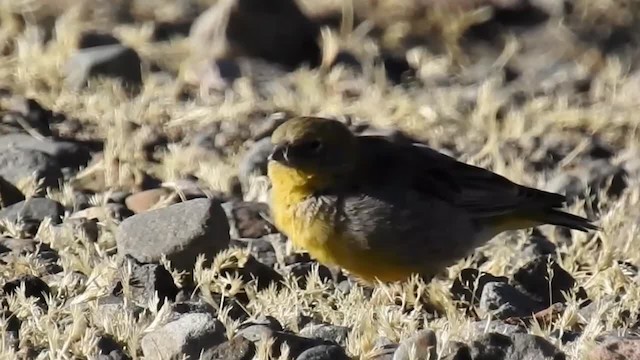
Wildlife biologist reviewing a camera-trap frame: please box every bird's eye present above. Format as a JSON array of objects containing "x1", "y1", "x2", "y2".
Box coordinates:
[
  {"x1": 308, "y1": 140, "x2": 322, "y2": 152},
  {"x1": 290, "y1": 139, "x2": 323, "y2": 160}
]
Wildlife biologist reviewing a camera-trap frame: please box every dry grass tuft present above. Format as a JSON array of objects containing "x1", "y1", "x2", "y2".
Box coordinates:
[{"x1": 0, "y1": 0, "x2": 639, "y2": 358}]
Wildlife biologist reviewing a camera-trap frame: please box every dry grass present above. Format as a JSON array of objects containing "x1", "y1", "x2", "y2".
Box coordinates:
[{"x1": 0, "y1": 0, "x2": 639, "y2": 358}]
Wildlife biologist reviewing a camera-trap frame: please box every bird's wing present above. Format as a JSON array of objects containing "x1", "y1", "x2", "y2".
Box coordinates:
[{"x1": 356, "y1": 136, "x2": 567, "y2": 219}]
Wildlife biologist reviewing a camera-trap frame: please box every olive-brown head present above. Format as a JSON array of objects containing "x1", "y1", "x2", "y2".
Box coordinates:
[{"x1": 268, "y1": 117, "x2": 359, "y2": 180}]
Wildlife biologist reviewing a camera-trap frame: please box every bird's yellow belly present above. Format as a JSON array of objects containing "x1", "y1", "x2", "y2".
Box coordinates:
[
  {"x1": 272, "y1": 195, "x2": 418, "y2": 282},
  {"x1": 269, "y1": 161, "x2": 420, "y2": 283},
  {"x1": 295, "y1": 222, "x2": 419, "y2": 283}
]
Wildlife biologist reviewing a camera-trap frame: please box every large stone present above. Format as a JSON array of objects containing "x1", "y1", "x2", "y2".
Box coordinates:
[
  {"x1": 469, "y1": 333, "x2": 565, "y2": 360},
  {"x1": 119, "y1": 255, "x2": 179, "y2": 309},
  {"x1": 479, "y1": 282, "x2": 543, "y2": 319},
  {"x1": 299, "y1": 323, "x2": 350, "y2": 347},
  {"x1": 588, "y1": 335, "x2": 640, "y2": 360},
  {"x1": 200, "y1": 335, "x2": 256, "y2": 360},
  {"x1": 116, "y1": 198, "x2": 230, "y2": 272},
  {"x1": 451, "y1": 268, "x2": 509, "y2": 307},
  {"x1": 0, "y1": 147, "x2": 62, "y2": 188},
  {"x1": 237, "y1": 324, "x2": 326, "y2": 358},
  {"x1": 141, "y1": 312, "x2": 226, "y2": 360},
  {"x1": 0, "y1": 134, "x2": 90, "y2": 169},
  {"x1": 0, "y1": 198, "x2": 65, "y2": 225},
  {"x1": 296, "y1": 344, "x2": 349, "y2": 360},
  {"x1": 513, "y1": 255, "x2": 588, "y2": 305},
  {"x1": 189, "y1": 0, "x2": 320, "y2": 69}
]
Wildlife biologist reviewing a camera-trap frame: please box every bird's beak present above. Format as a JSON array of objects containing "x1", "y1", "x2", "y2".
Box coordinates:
[{"x1": 268, "y1": 144, "x2": 288, "y2": 163}]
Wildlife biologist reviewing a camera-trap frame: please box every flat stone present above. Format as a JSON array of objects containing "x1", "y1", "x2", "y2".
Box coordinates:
[{"x1": 116, "y1": 198, "x2": 230, "y2": 272}]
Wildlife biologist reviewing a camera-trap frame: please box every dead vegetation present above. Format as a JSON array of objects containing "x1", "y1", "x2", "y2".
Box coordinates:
[{"x1": 0, "y1": 0, "x2": 639, "y2": 358}]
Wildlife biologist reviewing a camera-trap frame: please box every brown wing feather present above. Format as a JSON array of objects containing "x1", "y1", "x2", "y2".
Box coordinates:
[{"x1": 355, "y1": 136, "x2": 590, "y2": 225}]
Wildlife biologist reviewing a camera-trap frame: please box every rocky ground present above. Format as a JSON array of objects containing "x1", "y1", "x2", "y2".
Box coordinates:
[{"x1": 0, "y1": 0, "x2": 639, "y2": 359}]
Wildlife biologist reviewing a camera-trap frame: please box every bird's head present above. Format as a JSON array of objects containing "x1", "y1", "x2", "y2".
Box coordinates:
[{"x1": 268, "y1": 117, "x2": 358, "y2": 179}]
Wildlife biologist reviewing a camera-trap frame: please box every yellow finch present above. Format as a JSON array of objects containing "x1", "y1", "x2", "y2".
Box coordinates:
[{"x1": 267, "y1": 116, "x2": 597, "y2": 283}]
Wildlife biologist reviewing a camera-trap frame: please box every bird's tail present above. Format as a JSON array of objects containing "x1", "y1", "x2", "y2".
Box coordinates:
[
  {"x1": 491, "y1": 208, "x2": 599, "y2": 233},
  {"x1": 533, "y1": 209, "x2": 599, "y2": 232}
]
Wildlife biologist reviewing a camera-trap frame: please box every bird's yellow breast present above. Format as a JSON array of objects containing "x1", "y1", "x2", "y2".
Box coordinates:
[{"x1": 268, "y1": 161, "x2": 420, "y2": 282}]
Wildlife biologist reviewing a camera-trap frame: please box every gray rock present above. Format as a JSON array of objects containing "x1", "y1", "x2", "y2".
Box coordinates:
[
  {"x1": 479, "y1": 282, "x2": 543, "y2": 319},
  {"x1": 469, "y1": 333, "x2": 564, "y2": 360},
  {"x1": 168, "y1": 302, "x2": 218, "y2": 322},
  {"x1": 296, "y1": 344, "x2": 349, "y2": 360},
  {"x1": 200, "y1": 336, "x2": 255, "y2": 360},
  {"x1": 189, "y1": 0, "x2": 320, "y2": 68},
  {"x1": 119, "y1": 255, "x2": 179, "y2": 309},
  {"x1": 141, "y1": 312, "x2": 226, "y2": 360},
  {"x1": 393, "y1": 329, "x2": 437, "y2": 360},
  {"x1": 64, "y1": 44, "x2": 142, "y2": 91},
  {"x1": 509, "y1": 333, "x2": 565, "y2": 360},
  {"x1": 116, "y1": 198, "x2": 230, "y2": 272},
  {"x1": 300, "y1": 323, "x2": 350, "y2": 347},
  {"x1": 238, "y1": 324, "x2": 325, "y2": 358},
  {"x1": 0, "y1": 147, "x2": 62, "y2": 188},
  {"x1": 0, "y1": 198, "x2": 64, "y2": 225},
  {"x1": 589, "y1": 334, "x2": 640, "y2": 360},
  {"x1": 450, "y1": 268, "x2": 509, "y2": 306},
  {"x1": 469, "y1": 338, "x2": 508, "y2": 360},
  {"x1": 0, "y1": 176, "x2": 24, "y2": 208},
  {"x1": 0, "y1": 134, "x2": 90, "y2": 169},
  {"x1": 179, "y1": 287, "x2": 242, "y2": 318},
  {"x1": 237, "y1": 322, "x2": 273, "y2": 338},
  {"x1": 513, "y1": 255, "x2": 588, "y2": 305}
]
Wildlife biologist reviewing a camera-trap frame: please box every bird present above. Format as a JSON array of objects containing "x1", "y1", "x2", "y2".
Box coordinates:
[{"x1": 266, "y1": 116, "x2": 598, "y2": 283}]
